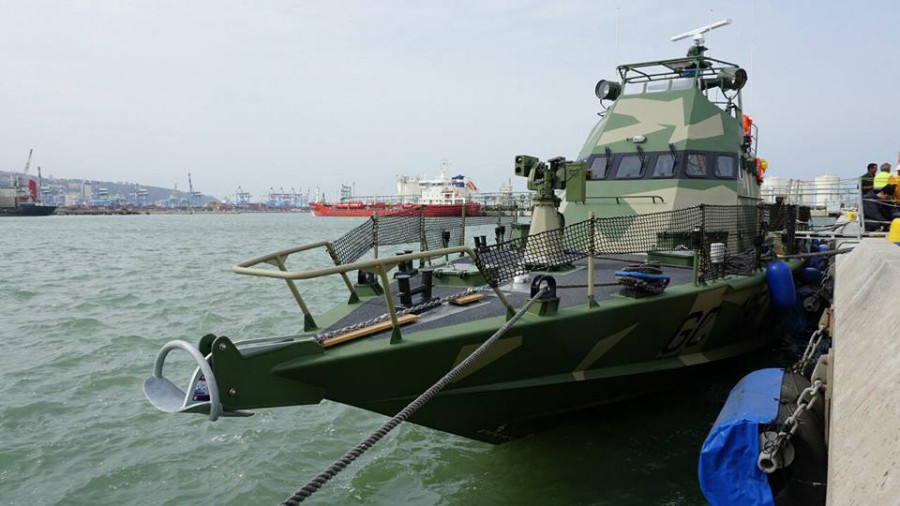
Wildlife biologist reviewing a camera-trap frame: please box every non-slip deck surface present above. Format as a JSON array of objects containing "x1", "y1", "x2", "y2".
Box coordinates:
[{"x1": 322, "y1": 255, "x2": 695, "y2": 340}]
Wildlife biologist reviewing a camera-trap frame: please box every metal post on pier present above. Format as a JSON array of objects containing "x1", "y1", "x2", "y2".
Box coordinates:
[{"x1": 856, "y1": 186, "x2": 865, "y2": 240}]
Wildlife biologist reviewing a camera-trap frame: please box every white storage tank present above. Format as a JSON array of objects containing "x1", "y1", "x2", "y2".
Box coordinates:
[
  {"x1": 760, "y1": 176, "x2": 788, "y2": 203},
  {"x1": 814, "y1": 175, "x2": 841, "y2": 209},
  {"x1": 796, "y1": 181, "x2": 816, "y2": 207}
]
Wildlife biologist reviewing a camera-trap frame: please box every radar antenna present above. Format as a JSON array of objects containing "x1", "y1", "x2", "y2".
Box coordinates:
[{"x1": 670, "y1": 18, "x2": 731, "y2": 46}]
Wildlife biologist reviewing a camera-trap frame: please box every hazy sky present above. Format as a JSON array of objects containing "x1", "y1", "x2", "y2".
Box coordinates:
[{"x1": 1, "y1": 0, "x2": 897, "y2": 200}]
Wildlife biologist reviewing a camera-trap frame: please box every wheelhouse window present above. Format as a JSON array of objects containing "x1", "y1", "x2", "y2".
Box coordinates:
[
  {"x1": 685, "y1": 153, "x2": 708, "y2": 177},
  {"x1": 670, "y1": 78, "x2": 694, "y2": 90},
  {"x1": 615, "y1": 154, "x2": 644, "y2": 179},
  {"x1": 588, "y1": 156, "x2": 609, "y2": 180},
  {"x1": 652, "y1": 153, "x2": 677, "y2": 178},
  {"x1": 715, "y1": 155, "x2": 736, "y2": 179},
  {"x1": 645, "y1": 80, "x2": 669, "y2": 93},
  {"x1": 623, "y1": 82, "x2": 644, "y2": 95}
]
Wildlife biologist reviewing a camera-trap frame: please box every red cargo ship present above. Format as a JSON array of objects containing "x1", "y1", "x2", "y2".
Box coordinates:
[
  {"x1": 311, "y1": 165, "x2": 480, "y2": 217},
  {"x1": 309, "y1": 201, "x2": 480, "y2": 217}
]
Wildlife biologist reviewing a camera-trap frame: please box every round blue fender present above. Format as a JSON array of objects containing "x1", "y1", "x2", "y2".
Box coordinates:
[
  {"x1": 766, "y1": 261, "x2": 796, "y2": 310},
  {"x1": 800, "y1": 266, "x2": 822, "y2": 285},
  {"x1": 808, "y1": 256, "x2": 823, "y2": 270}
]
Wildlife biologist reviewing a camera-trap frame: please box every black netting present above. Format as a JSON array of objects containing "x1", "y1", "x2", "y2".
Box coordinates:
[
  {"x1": 763, "y1": 202, "x2": 798, "y2": 255},
  {"x1": 474, "y1": 204, "x2": 775, "y2": 287},
  {"x1": 330, "y1": 206, "x2": 518, "y2": 265},
  {"x1": 331, "y1": 204, "x2": 794, "y2": 287}
]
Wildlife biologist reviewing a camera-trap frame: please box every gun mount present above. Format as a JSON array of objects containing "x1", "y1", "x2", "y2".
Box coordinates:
[{"x1": 515, "y1": 155, "x2": 586, "y2": 261}]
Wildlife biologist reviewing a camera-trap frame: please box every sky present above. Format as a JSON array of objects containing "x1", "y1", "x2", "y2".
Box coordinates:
[{"x1": 1, "y1": 0, "x2": 897, "y2": 200}]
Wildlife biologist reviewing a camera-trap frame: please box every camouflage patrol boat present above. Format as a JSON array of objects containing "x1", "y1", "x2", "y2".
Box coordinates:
[{"x1": 145, "y1": 21, "x2": 801, "y2": 443}]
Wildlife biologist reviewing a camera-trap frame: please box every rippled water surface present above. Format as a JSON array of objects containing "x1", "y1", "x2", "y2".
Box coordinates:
[{"x1": 0, "y1": 213, "x2": 785, "y2": 505}]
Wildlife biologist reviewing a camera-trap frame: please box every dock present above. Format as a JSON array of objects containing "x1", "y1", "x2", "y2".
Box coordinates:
[{"x1": 827, "y1": 238, "x2": 900, "y2": 504}]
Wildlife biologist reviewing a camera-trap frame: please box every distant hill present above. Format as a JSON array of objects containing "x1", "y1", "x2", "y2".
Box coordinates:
[{"x1": 0, "y1": 171, "x2": 219, "y2": 204}]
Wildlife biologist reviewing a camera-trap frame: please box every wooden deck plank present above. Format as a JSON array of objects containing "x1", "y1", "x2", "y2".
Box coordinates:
[{"x1": 321, "y1": 313, "x2": 419, "y2": 347}]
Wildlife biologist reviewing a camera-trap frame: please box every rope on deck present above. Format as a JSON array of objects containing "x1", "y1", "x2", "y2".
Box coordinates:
[
  {"x1": 279, "y1": 287, "x2": 549, "y2": 505},
  {"x1": 777, "y1": 248, "x2": 855, "y2": 260}
]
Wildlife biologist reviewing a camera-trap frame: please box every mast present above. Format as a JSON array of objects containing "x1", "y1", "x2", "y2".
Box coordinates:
[{"x1": 22, "y1": 148, "x2": 33, "y2": 178}]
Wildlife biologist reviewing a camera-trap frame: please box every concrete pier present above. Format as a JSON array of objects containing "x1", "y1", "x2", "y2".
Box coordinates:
[{"x1": 828, "y1": 239, "x2": 900, "y2": 504}]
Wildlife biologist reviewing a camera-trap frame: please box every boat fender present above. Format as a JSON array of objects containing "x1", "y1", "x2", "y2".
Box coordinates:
[
  {"x1": 797, "y1": 286, "x2": 822, "y2": 314},
  {"x1": 807, "y1": 256, "x2": 823, "y2": 270},
  {"x1": 699, "y1": 368, "x2": 783, "y2": 506},
  {"x1": 800, "y1": 267, "x2": 822, "y2": 286},
  {"x1": 766, "y1": 261, "x2": 795, "y2": 311},
  {"x1": 699, "y1": 369, "x2": 827, "y2": 506}
]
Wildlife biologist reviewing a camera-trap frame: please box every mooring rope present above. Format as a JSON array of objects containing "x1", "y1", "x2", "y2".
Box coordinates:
[
  {"x1": 279, "y1": 287, "x2": 549, "y2": 505},
  {"x1": 777, "y1": 247, "x2": 855, "y2": 260}
]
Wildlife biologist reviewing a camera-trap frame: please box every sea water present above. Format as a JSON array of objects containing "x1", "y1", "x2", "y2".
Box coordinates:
[{"x1": 0, "y1": 213, "x2": 786, "y2": 505}]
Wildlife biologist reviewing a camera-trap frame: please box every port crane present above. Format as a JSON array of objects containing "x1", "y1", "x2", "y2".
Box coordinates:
[{"x1": 187, "y1": 173, "x2": 203, "y2": 207}]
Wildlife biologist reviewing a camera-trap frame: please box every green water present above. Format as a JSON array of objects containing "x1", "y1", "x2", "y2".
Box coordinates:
[{"x1": 0, "y1": 214, "x2": 785, "y2": 505}]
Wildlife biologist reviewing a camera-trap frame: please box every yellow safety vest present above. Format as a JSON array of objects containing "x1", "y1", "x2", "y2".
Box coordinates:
[{"x1": 874, "y1": 171, "x2": 891, "y2": 188}]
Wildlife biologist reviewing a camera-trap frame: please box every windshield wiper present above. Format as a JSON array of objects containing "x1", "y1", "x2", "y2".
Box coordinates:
[
  {"x1": 604, "y1": 146, "x2": 612, "y2": 175},
  {"x1": 637, "y1": 146, "x2": 647, "y2": 173},
  {"x1": 669, "y1": 143, "x2": 678, "y2": 171}
]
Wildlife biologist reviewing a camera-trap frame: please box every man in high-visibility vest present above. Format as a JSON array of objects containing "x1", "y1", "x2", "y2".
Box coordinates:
[{"x1": 874, "y1": 163, "x2": 892, "y2": 189}]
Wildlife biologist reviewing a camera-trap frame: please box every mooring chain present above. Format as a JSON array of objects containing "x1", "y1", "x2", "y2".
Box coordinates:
[
  {"x1": 758, "y1": 379, "x2": 825, "y2": 474},
  {"x1": 790, "y1": 326, "x2": 827, "y2": 374},
  {"x1": 281, "y1": 288, "x2": 549, "y2": 505},
  {"x1": 313, "y1": 284, "x2": 493, "y2": 344}
]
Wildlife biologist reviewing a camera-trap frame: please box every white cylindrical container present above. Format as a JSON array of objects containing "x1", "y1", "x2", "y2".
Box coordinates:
[
  {"x1": 796, "y1": 181, "x2": 816, "y2": 207},
  {"x1": 814, "y1": 174, "x2": 841, "y2": 209},
  {"x1": 762, "y1": 176, "x2": 788, "y2": 204},
  {"x1": 710, "y1": 243, "x2": 726, "y2": 264}
]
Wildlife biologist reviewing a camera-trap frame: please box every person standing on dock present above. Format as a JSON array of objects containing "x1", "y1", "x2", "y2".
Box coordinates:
[
  {"x1": 861, "y1": 163, "x2": 878, "y2": 194},
  {"x1": 874, "y1": 163, "x2": 892, "y2": 189}
]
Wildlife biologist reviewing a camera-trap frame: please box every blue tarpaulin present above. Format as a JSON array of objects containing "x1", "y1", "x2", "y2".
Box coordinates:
[{"x1": 698, "y1": 368, "x2": 783, "y2": 506}]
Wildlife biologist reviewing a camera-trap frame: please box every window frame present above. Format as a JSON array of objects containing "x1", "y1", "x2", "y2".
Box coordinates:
[
  {"x1": 587, "y1": 155, "x2": 610, "y2": 180},
  {"x1": 714, "y1": 154, "x2": 738, "y2": 180},
  {"x1": 651, "y1": 152, "x2": 679, "y2": 179},
  {"x1": 613, "y1": 154, "x2": 646, "y2": 180},
  {"x1": 683, "y1": 152, "x2": 710, "y2": 178}
]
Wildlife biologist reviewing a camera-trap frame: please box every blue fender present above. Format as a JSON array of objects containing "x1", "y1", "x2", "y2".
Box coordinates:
[
  {"x1": 800, "y1": 266, "x2": 822, "y2": 285},
  {"x1": 698, "y1": 368, "x2": 783, "y2": 506},
  {"x1": 766, "y1": 261, "x2": 796, "y2": 310}
]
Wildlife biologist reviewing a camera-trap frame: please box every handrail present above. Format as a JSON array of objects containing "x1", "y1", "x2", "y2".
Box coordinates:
[
  {"x1": 234, "y1": 245, "x2": 516, "y2": 332},
  {"x1": 235, "y1": 245, "x2": 469, "y2": 280},
  {"x1": 236, "y1": 240, "x2": 334, "y2": 268},
  {"x1": 234, "y1": 239, "x2": 359, "y2": 330},
  {"x1": 585, "y1": 195, "x2": 666, "y2": 204}
]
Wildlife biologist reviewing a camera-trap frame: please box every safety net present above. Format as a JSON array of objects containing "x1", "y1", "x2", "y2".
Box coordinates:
[{"x1": 330, "y1": 203, "x2": 796, "y2": 287}]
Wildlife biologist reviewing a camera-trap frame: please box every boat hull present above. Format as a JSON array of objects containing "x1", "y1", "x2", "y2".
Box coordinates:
[
  {"x1": 0, "y1": 204, "x2": 57, "y2": 216},
  {"x1": 310, "y1": 202, "x2": 481, "y2": 217},
  {"x1": 210, "y1": 269, "x2": 779, "y2": 443}
]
